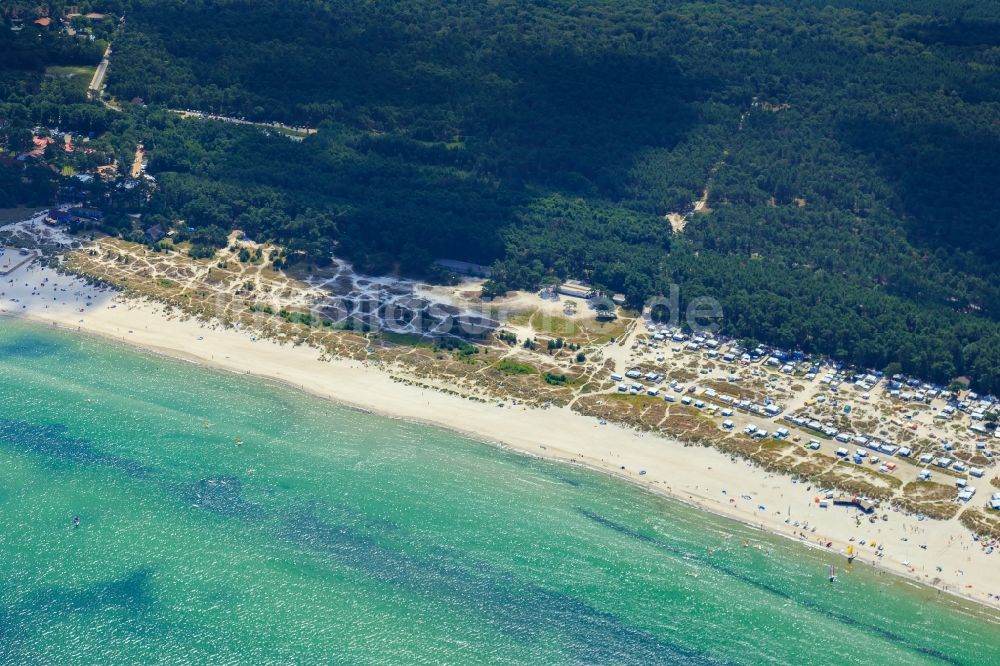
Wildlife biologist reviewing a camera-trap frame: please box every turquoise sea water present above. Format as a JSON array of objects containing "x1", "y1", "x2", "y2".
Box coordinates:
[{"x1": 0, "y1": 320, "x2": 998, "y2": 665}]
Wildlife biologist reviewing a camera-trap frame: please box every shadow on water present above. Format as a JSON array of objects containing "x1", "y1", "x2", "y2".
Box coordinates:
[
  {"x1": 0, "y1": 420, "x2": 149, "y2": 478},
  {"x1": 49, "y1": 568, "x2": 155, "y2": 611},
  {"x1": 177, "y1": 476, "x2": 265, "y2": 521},
  {"x1": 279, "y1": 508, "x2": 726, "y2": 665},
  {"x1": 0, "y1": 569, "x2": 159, "y2": 663},
  {"x1": 0, "y1": 336, "x2": 64, "y2": 359},
  {"x1": 506, "y1": 453, "x2": 584, "y2": 488},
  {"x1": 579, "y1": 509, "x2": 963, "y2": 666}
]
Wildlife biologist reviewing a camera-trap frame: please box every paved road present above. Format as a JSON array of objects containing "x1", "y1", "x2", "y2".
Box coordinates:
[
  {"x1": 88, "y1": 46, "x2": 111, "y2": 97},
  {"x1": 169, "y1": 109, "x2": 317, "y2": 140}
]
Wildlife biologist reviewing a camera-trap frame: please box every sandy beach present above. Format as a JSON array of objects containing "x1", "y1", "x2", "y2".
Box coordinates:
[{"x1": 3, "y1": 258, "x2": 1000, "y2": 616}]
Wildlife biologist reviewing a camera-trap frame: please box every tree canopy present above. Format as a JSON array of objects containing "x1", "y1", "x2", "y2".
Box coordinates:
[{"x1": 3, "y1": 0, "x2": 1000, "y2": 391}]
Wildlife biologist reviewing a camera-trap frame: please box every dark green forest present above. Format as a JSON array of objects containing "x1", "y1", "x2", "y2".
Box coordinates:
[
  {"x1": 0, "y1": 2, "x2": 117, "y2": 205},
  {"x1": 3, "y1": 0, "x2": 1000, "y2": 392}
]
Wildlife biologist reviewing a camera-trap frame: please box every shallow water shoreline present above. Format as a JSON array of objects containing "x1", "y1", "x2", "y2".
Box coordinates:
[
  {"x1": 9, "y1": 313, "x2": 998, "y2": 621},
  {"x1": 3, "y1": 262, "x2": 1000, "y2": 615}
]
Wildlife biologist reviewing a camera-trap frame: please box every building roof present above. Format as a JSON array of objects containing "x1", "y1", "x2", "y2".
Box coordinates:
[
  {"x1": 434, "y1": 259, "x2": 492, "y2": 277},
  {"x1": 557, "y1": 281, "x2": 593, "y2": 298},
  {"x1": 26, "y1": 135, "x2": 54, "y2": 158}
]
